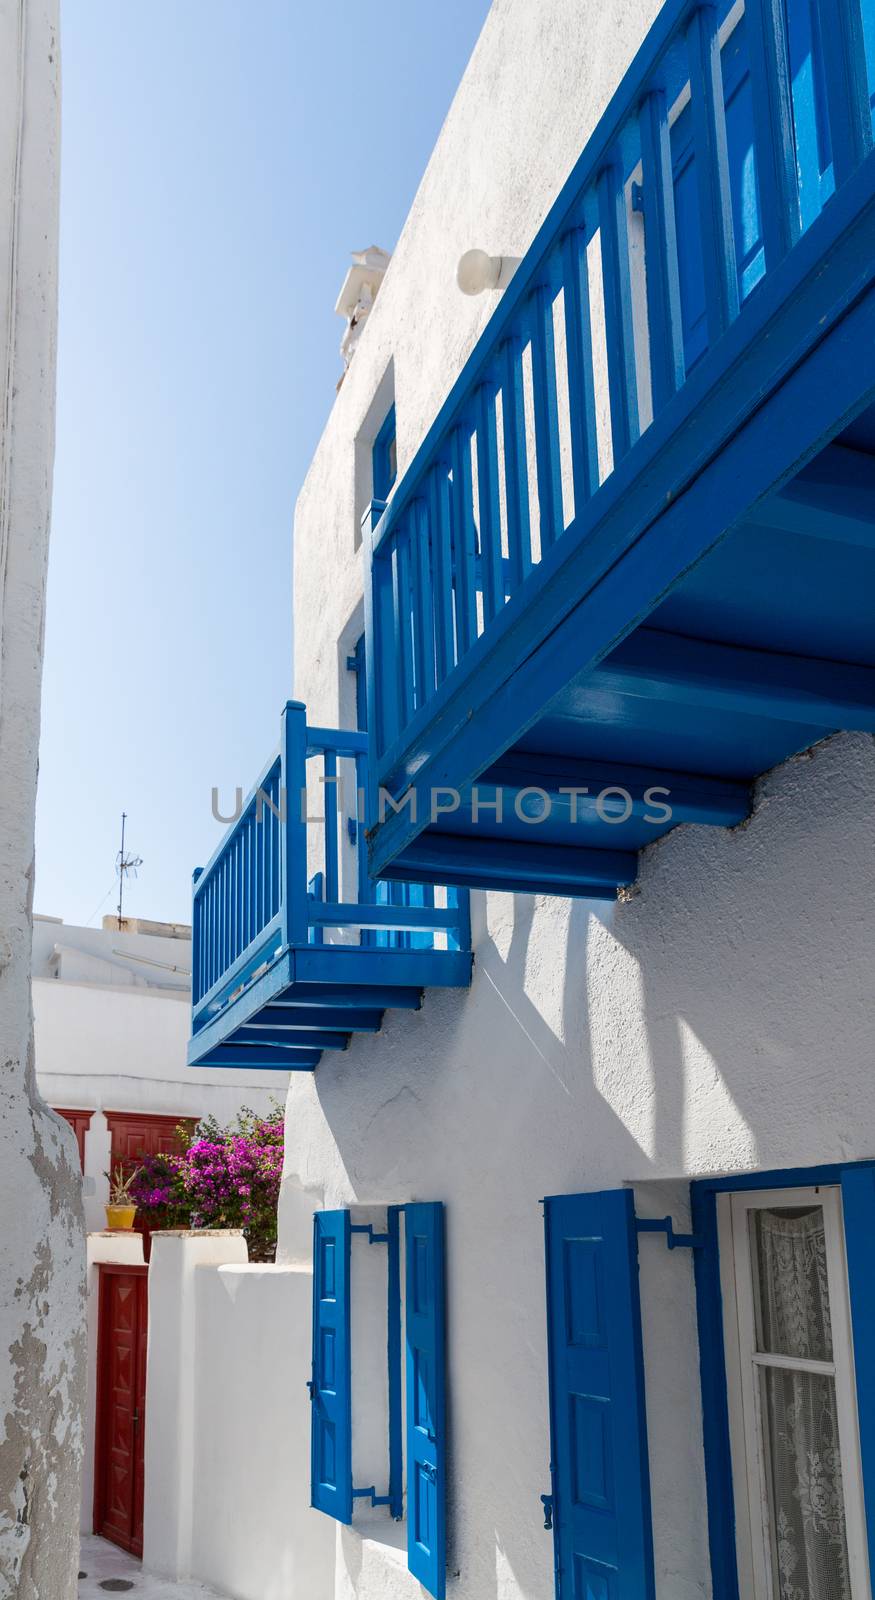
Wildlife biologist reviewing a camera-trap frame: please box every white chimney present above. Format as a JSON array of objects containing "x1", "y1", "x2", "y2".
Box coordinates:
[{"x1": 335, "y1": 245, "x2": 391, "y2": 376}]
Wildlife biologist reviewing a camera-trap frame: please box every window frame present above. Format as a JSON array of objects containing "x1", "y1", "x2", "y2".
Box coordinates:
[
  {"x1": 692, "y1": 1161, "x2": 875, "y2": 1600},
  {"x1": 717, "y1": 1183, "x2": 871, "y2": 1600},
  {"x1": 371, "y1": 403, "x2": 397, "y2": 503}
]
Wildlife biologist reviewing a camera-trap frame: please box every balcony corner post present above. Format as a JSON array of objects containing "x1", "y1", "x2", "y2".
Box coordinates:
[{"x1": 281, "y1": 699, "x2": 309, "y2": 949}]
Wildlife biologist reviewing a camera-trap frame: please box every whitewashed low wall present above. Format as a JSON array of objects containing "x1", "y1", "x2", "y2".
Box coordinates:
[{"x1": 144, "y1": 1231, "x2": 333, "y2": 1600}]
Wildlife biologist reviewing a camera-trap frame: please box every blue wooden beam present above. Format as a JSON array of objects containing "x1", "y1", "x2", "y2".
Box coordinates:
[
  {"x1": 228, "y1": 1028, "x2": 351, "y2": 1051},
  {"x1": 198, "y1": 1042, "x2": 330, "y2": 1067},
  {"x1": 265, "y1": 987, "x2": 423, "y2": 1011},
  {"x1": 756, "y1": 443, "x2": 875, "y2": 549},
  {"x1": 388, "y1": 834, "x2": 636, "y2": 899},
  {"x1": 309, "y1": 902, "x2": 460, "y2": 932},
  {"x1": 254, "y1": 1005, "x2": 382, "y2": 1032},
  {"x1": 592, "y1": 627, "x2": 875, "y2": 731},
  {"x1": 482, "y1": 752, "x2": 750, "y2": 828},
  {"x1": 193, "y1": 1047, "x2": 321, "y2": 1071}
]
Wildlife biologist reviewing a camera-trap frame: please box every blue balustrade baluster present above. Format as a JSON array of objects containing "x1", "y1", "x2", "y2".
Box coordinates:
[
  {"x1": 530, "y1": 280, "x2": 564, "y2": 551},
  {"x1": 561, "y1": 226, "x2": 600, "y2": 510},
  {"x1": 687, "y1": 4, "x2": 740, "y2": 343},
  {"x1": 597, "y1": 162, "x2": 640, "y2": 463},
  {"x1": 475, "y1": 381, "x2": 504, "y2": 621},
  {"x1": 639, "y1": 90, "x2": 686, "y2": 413}
]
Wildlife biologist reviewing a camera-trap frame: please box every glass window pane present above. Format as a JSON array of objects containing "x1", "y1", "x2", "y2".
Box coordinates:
[
  {"x1": 749, "y1": 1205, "x2": 833, "y2": 1361},
  {"x1": 758, "y1": 1366, "x2": 851, "y2": 1600}
]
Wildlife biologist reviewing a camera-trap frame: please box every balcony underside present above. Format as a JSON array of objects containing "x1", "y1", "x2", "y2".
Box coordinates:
[
  {"x1": 369, "y1": 191, "x2": 875, "y2": 898},
  {"x1": 188, "y1": 939, "x2": 473, "y2": 1072}
]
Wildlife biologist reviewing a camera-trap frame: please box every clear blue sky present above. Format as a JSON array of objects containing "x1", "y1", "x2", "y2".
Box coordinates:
[{"x1": 34, "y1": 0, "x2": 491, "y2": 928}]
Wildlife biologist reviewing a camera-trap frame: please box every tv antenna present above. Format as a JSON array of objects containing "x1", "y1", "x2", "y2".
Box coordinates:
[{"x1": 115, "y1": 812, "x2": 143, "y2": 930}]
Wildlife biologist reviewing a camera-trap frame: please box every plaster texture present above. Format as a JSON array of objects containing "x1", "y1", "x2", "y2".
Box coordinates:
[
  {"x1": 281, "y1": 1, "x2": 875, "y2": 1596},
  {"x1": 0, "y1": 3, "x2": 86, "y2": 1596}
]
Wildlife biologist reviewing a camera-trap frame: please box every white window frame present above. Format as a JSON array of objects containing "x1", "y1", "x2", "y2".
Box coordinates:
[{"x1": 717, "y1": 1184, "x2": 871, "y2": 1600}]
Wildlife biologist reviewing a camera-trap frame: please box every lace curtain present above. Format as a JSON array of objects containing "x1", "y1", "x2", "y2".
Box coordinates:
[{"x1": 752, "y1": 1206, "x2": 851, "y2": 1600}]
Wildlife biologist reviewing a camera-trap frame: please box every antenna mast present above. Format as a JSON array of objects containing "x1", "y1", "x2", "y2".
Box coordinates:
[{"x1": 115, "y1": 812, "x2": 143, "y2": 930}]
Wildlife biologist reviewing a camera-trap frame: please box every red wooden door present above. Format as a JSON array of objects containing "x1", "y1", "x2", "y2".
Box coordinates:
[
  {"x1": 105, "y1": 1111, "x2": 195, "y2": 1179},
  {"x1": 105, "y1": 1112, "x2": 196, "y2": 1258},
  {"x1": 94, "y1": 1264, "x2": 148, "y2": 1557}
]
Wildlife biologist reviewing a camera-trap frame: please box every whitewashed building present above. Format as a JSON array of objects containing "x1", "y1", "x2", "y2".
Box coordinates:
[
  {"x1": 0, "y1": 5, "x2": 84, "y2": 1598},
  {"x1": 148, "y1": 3, "x2": 875, "y2": 1600},
  {"x1": 33, "y1": 913, "x2": 287, "y2": 1231}
]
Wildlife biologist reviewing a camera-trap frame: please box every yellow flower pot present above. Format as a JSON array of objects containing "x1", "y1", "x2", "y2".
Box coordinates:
[{"x1": 105, "y1": 1204, "x2": 137, "y2": 1230}]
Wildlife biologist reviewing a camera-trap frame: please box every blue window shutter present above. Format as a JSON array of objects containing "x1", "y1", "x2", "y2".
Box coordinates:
[
  {"x1": 311, "y1": 1209, "x2": 353, "y2": 1523},
  {"x1": 840, "y1": 1167, "x2": 875, "y2": 1574},
  {"x1": 543, "y1": 1190, "x2": 655, "y2": 1600},
  {"x1": 405, "y1": 1201, "x2": 447, "y2": 1600}
]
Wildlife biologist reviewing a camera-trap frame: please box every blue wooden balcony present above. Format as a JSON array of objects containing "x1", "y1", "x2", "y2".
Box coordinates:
[
  {"x1": 188, "y1": 703, "x2": 471, "y2": 1071},
  {"x1": 365, "y1": 0, "x2": 875, "y2": 898}
]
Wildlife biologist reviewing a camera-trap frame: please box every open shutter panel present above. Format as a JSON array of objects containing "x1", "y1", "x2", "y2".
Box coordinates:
[
  {"x1": 840, "y1": 1167, "x2": 875, "y2": 1575},
  {"x1": 405, "y1": 1201, "x2": 447, "y2": 1600},
  {"x1": 543, "y1": 1189, "x2": 655, "y2": 1600},
  {"x1": 311, "y1": 1209, "x2": 353, "y2": 1523}
]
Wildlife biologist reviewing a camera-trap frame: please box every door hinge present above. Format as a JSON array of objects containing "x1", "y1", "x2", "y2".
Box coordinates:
[{"x1": 540, "y1": 1493, "x2": 554, "y2": 1530}]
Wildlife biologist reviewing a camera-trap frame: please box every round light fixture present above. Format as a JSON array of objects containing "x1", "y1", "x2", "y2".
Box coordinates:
[{"x1": 456, "y1": 248, "x2": 502, "y2": 296}]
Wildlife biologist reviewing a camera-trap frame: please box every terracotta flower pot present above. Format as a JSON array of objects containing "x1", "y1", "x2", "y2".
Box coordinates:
[{"x1": 105, "y1": 1203, "x2": 137, "y2": 1230}]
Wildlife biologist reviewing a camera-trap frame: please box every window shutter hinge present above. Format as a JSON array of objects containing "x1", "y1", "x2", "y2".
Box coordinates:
[
  {"x1": 636, "y1": 1215, "x2": 703, "y2": 1250},
  {"x1": 350, "y1": 1223, "x2": 389, "y2": 1245}
]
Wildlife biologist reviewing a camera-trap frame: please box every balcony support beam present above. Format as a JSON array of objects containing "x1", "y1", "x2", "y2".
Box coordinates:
[
  {"x1": 227, "y1": 1028, "x2": 352, "y2": 1051},
  {"x1": 254, "y1": 1005, "x2": 383, "y2": 1032},
  {"x1": 756, "y1": 444, "x2": 875, "y2": 549},
  {"x1": 387, "y1": 834, "x2": 636, "y2": 900},
  {"x1": 591, "y1": 628, "x2": 875, "y2": 732},
  {"x1": 482, "y1": 751, "x2": 750, "y2": 828},
  {"x1": 194, "y1": 1045, "x2": 322, "y2": 1072}
]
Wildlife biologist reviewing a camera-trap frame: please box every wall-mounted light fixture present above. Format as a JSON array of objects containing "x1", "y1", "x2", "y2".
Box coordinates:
[{"x1": 456, "y1": 248, "x2": 503, "y2": 296}]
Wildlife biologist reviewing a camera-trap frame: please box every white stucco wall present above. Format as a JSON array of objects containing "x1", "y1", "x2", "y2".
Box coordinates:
[
  {"x1": 278, "y1": 2, "x2": 875, "y2": 1598},
  {"x1": 142, "y1": 1233, "x2": 334, "y2": 1600},
  {"x1": 0, "y1": 4, "x2": 85, "y2": 1597},
  {"x1": 32, "y1": 917, "x2": 289, "y2": 1228}
]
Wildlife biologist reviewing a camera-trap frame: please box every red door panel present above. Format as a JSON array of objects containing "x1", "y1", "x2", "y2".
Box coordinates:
[
  {"x1": 94, "y1": 1264, "x2": 148, "y2": 1557},
  {"x1": 54, "y1": 1107, "x2": 92, "y2": 1171},
  {"x1": 104, "y1": 1112, "x2": 196, "y2": 1258}
]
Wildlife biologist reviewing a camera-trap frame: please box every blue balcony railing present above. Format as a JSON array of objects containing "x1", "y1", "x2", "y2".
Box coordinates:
[
  {"x1": 365, "y1": 0, "x2": 875, "y2": 895},
  {"x1": 188, "y1": 703, "x2": 471, "y2": 1071}
]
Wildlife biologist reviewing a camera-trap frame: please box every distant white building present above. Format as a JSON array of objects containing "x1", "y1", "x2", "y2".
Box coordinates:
[{"x1": 33, "y1": 914, "x2": 288, "y2": 1231}]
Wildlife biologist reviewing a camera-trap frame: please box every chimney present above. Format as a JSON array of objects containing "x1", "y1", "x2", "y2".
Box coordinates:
[{"x1": 335, "y1": 245, "x2": 391, "y2": 380}]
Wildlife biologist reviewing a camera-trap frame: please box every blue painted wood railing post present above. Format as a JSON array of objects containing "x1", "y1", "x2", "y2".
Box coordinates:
[
  {"x1": 530, "y1": 283, "x2": 564, "y2": 552},
  {"x1": 815, "y1": 0, "x2": 873, "y2": 188},
  {"x1": 560, "y1": 227, "x2": 599, "y2": 511},
  {"x1": 475, "y1": 381, "x2": 504, "y2": 621},
  {"x1": 363, "y1": 500, "x2": 395, "y2": 760},
  {"x1": 596, "y1": 163, "x2": 640, "y2": 460},
  {"x1": 281, "y1": 700, "x2": 309, "y2": 949},
  {"x1": 450, "y1": 423, "x2": 478, "y2": 656},
  {"x1": 687, "y1": 3, "x2": 740, "y2": 343},
  {"x1": 639, "y1": 91, "x2": 685, "y2": 410},
  {"x1": 745, "y1": 0, "x2": 800, "y2": 268},
  {"x1": 501, "y1": 336, "x2": 532, "y2": 586},
  {"x1": 191, "y1": 866, "x2": 203, "y2": 1004}
]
